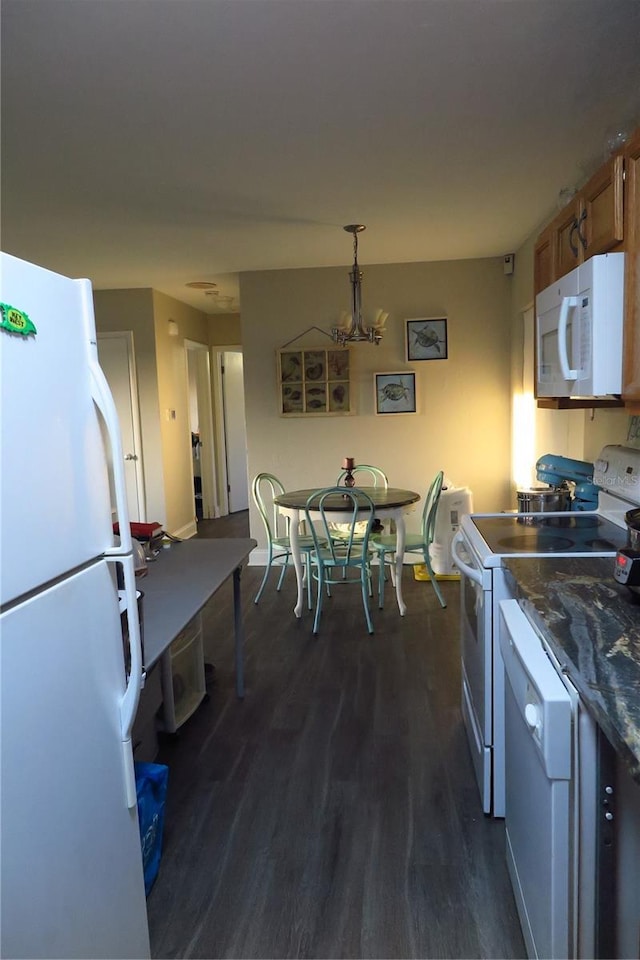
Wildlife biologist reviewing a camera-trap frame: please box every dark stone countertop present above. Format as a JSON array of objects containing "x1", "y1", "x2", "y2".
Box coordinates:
[{"x1": 503, "y1": 557, "x2": 640, "y2": 783}]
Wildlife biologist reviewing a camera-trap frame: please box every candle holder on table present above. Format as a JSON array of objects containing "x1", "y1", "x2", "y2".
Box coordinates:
[{"x1": 341, "y1": 457, "x2": 356, "y2": 496}]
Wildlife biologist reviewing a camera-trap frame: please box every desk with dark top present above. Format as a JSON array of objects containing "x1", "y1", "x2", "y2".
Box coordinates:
[{"x1": 140, "y1": 537, "x2": 256, "y2": 698}]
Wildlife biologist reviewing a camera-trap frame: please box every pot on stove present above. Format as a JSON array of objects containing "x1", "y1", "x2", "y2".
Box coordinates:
[{"x1": 516, "y1": 486, "x2": 571, "y2": 513}]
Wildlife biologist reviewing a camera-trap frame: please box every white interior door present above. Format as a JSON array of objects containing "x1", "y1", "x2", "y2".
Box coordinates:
[
  {"x1": 222, "y1": 351, "x2": 249, "y2": 513},
  {"x1": 97, "y1": 333, "x2": 146, "y2": 522},
  {"x1": 185, "y1": 341, "x2": 217, "y2": 520}
]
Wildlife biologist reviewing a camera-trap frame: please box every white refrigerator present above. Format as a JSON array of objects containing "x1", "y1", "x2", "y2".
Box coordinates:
[{"x1": 0, "y1": 253, "x2": 150, "y2": 958}]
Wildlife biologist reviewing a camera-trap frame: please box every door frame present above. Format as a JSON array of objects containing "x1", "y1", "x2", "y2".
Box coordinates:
[
  {"x1": 97, "y1": 330, "x2": 147, "y2": 522},
  {"x1": 184, "y1": 339, "x2": 218, "y2": 520}
]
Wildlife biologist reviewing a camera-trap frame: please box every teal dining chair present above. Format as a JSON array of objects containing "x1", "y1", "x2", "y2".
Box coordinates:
[
  {"x1": 333, "y1": 464, "x2": 389, "y2": 543},
  {"x1": 252, "y1": 472, "x2": 320, "y2": 609},
  {"x1": 305, "y1": 487, "x2": 376, "y2": 634},
  {"x1": 371, "y1": 470, "x2": 447, "y2": 609}
]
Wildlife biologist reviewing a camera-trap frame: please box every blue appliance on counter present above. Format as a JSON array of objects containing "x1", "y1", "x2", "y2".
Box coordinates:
[{"x1": 535, "y1": 454, "x2": 599, "y2": 511}]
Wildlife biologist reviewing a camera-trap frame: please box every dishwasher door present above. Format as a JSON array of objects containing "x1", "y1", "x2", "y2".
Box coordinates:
[{"x1": 499, "y1": 599, "x2": 573, "y2": 960}]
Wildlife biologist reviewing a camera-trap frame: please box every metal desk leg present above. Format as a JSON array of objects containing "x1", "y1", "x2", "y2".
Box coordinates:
[
  {"x1": 394, "y1": 510, "x2": 407, "y2": 616},
  {"x1": 233, "y1": 564, "x2": 245, "y2": 699}
]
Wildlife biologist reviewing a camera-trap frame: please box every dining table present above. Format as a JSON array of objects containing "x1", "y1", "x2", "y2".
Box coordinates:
[{"x1": 273, "y1": 486, "x2": 421, "y2": 618}]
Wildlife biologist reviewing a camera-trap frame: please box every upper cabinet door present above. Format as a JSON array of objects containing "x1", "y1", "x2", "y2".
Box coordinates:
[
  {"x1": 622, "y1": 129, "x2": 640, "y2": 405},
  {"x1": 555, "y1": 200, "x2": 583, "y2": 279},
  {"x1": 581, "y1": 155, "x2": 624, "y2": 259},
  {"x1": 533, "y1": 224, "x2": 556, "y2": 295},
  {"x1": 534, "y1": 155, "x2": 626, "y2": 296}
]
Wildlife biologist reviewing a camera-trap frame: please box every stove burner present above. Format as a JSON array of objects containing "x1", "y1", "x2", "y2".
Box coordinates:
[
  {"x1": 497, "y1": 535, "x2": 576, "y2": 552},
  {"x1": 516, "y1": 514, "x2": 600, "y2": 529},
  {"x1": 585, "y1": 538, "x2": 618, "y2": 550}
]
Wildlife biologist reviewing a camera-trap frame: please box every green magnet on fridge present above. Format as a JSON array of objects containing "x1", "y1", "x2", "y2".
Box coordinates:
[{"x1": 0, "y1": 302, "x2": 37, "y2": 336}]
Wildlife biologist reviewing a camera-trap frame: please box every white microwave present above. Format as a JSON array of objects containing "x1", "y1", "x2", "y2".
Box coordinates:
[{"x1": 536, "y1": 252, "x2": 625, "y2": 398}]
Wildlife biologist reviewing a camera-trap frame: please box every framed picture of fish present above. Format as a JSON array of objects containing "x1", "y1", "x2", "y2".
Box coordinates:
[
  {"x1": 277, "y1": 347, "x2": 352, "y2": 416},
  {"x1": 374, "y1": 372, "x2": 417, "y2": 415},
  {"x1": 405, "y1": 317, "x2": 448, "y2": 361}
]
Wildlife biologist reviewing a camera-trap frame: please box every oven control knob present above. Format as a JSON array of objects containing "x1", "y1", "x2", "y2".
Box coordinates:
[{"x1": 525, "y1": 703, "x2": 541, "y2": 731}]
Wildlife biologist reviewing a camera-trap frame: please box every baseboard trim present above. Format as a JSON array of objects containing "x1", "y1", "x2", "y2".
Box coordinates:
[{"x1": 173, "y1": 519, "x2": 198, "y2": 540}]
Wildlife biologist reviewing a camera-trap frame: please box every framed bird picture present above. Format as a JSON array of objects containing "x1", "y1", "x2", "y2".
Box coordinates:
[
  {"x1": 277, "y1": 347, "x2": 352, "y2": 416},
  {"x1": 405, "y1": 317, "x2": 448, "y2": 361}
]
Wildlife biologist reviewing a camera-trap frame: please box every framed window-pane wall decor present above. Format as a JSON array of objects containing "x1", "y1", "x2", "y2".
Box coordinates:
[{"x1": 277, "y1": 347, "x2": 352, "y2": 416}]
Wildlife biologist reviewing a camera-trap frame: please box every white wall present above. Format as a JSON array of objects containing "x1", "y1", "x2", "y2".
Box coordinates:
[{"x1": 241, "y1": 256, "x2": 513, "y2": 549}]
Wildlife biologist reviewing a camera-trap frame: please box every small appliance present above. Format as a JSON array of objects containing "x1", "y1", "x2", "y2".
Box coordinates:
[
  {"x1": 614, "y1": 506, "x2": 640, "y2": 596},
  {"x1": 536, "y1": 252, "x2": 624, "y2": 398},
  {"x1": 522, "y1": 452, "x2": 600, "y2": 511},
  {"x1": 614, "y1": 548, "x2": 640, "y2": 594}
]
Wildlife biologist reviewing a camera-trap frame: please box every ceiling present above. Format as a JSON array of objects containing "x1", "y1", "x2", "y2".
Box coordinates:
[{"x1": 2, "y1": 0, "x2": 640, "y2": 315}]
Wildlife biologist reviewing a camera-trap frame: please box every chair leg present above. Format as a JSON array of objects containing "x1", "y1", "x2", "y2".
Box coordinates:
[
  {"x1": 423, "y1": 551, "x2": 447, "y2": 608},
  {"x1": 254, "y1": 544, "x2": 274, "y2": 603},
  {"x1": 313, "y1": 563, "x2": 325, "y2": 634},
  {"x1": 305, "y1": 553, "x2": 313, "y2": 610},
  {"x1": 377, "y1": 553, "x2": 386, "y2": 609},
  {"x1": 276, "y1": 554, "x2": 290, "y2": 591},
  {"x1": 360, "y1": 567, "x2": 374, "y2": 633}
]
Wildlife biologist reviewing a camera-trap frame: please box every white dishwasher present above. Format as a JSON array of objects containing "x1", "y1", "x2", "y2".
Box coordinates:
[{"x1": 499, "y1": 599, "x2": 574, "y2": 960}]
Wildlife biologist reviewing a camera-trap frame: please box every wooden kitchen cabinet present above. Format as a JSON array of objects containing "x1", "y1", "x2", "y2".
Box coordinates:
[
  {"x1": 533, "y1": 222, "x2": 556, "y2": 294},
  {"x1": 622, "y1": 126, "x2": 640, "y2": 407},
  {"x1": 533, "y1": 155, "x2": 625, "y2": 295}
]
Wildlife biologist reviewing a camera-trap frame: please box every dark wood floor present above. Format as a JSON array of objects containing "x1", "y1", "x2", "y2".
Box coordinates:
[
  {"x1": 196, "y1": 511, "x2": 251, "y2": 539},
  {"x1": 146, "y1": 514, "x2": 526, "y2": 959}
]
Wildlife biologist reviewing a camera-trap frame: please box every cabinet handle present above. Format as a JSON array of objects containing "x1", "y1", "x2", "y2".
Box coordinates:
[
  {"x1": 576, "y1": 208, "x2": 587, "y2": 250},
  {"x1": 568, "y1": 218, "x2": 580, "y2": 257}
]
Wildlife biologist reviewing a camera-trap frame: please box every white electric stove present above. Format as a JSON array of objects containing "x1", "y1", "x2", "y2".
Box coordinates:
[{"x1": 451, "y1": 444, "x2": 640, "y2": 817}]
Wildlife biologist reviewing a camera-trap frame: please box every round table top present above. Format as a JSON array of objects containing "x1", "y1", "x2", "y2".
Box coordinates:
[{"x1": 273, "y1": 486, "x2": 420, "y2": 511}]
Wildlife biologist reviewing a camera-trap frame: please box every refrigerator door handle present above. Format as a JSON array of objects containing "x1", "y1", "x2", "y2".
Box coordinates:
[
  {"x1": 89, "y1": 360, "x2": 132, "y2": 555},
  {"x1": 111, "y1": 553, "x2": 143, "y2": 808}
]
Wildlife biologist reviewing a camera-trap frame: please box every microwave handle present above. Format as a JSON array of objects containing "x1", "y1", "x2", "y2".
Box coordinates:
[{"x1": 558, "y1": 295, "x2": 579, "y2": 380}]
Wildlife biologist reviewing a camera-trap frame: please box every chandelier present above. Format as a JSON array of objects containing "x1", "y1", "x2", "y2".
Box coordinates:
[{"x1": 331, "y1": 224, "x2": 388, "y2": 345}]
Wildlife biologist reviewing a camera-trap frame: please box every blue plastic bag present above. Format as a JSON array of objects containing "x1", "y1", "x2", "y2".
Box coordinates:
[{"x1": 134, "y1": 761, "x2": 169, "y2": 896}]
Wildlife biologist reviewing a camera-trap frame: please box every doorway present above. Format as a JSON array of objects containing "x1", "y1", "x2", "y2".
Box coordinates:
[
  {"x1": 97, "y1": 332, "x2": 146, "y2": 522},
  {"x1": 221, "y1": 351, "x2": 249, "y2": 513},
  {"x1": 184, "y1": 340, "x2": 217, "y2": 520},
  {"x1": 209, "y1": 348, "x2": 249, "y2": 516}
]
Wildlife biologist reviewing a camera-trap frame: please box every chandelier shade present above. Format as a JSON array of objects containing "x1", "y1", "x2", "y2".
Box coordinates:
[{"x1": 331, "y1": 225, "x2": 387, "y2": 345}]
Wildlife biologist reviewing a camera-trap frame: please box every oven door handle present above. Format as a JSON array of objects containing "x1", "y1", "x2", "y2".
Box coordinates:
[{"x1": 452, "y1": 532, "x2": 483, "y2": 585}]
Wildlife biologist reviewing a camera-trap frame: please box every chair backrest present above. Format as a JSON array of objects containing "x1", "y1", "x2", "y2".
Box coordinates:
[
  {"x1": 336, "y1": 464, "x2": 389, "y2": 489},
  {"x1": 305, "y1": 487, "x2": 375, "y2": 564},
  {"x1": 252, "y1": 472, "x2": 287, "y2": 542},
  {"x1": 421, "y1": 471, "x2": 445, "y2": 547}
]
